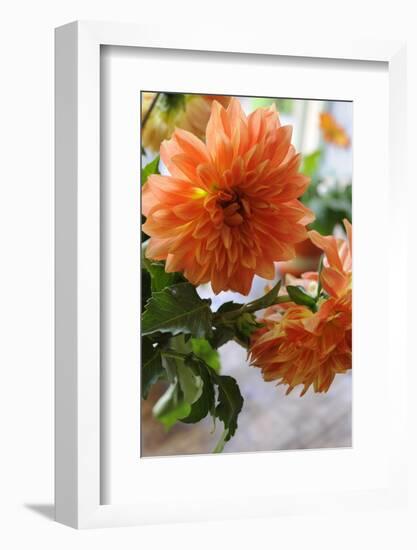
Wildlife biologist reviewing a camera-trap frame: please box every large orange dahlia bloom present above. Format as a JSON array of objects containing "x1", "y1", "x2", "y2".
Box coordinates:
[
  {"x1": 249, "y1": 220, "x2": 352, "y2": 395},
  {"x1": 141, "y1": 93, "x2": 230, "y2": 152},
  {"x1": 142, "y1": 98, "x2": 314, "y2": 295}
]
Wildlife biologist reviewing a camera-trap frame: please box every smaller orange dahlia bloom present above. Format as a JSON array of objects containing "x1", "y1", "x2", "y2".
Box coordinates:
[
  {"x1": 141, "y1": 93, "x2": 230, "y2": 152},
  {"x1": 319, "y1": 112, "x2": 350, "y2": 148},
  {"x1": 143, "y1": 98, "x2": 314, "y2": 295},
  {"x1": 308, "y1": 218, "x2": 352, "y2": 298},
  {"x1": 249, "y1": 220, "x2": 352, "y2": 395}
]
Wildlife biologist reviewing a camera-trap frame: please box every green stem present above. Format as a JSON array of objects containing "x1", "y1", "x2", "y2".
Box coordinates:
[
  {"x1": 141, "y1": 92, "x2": 160, "y2": 131},
  {"x1": 316, "y1": 254, "x2": 324, "y2": 300},
  {"x1": 214, "y1": 295, "x2": 293, "y2": 323},
  {"x1": 161, "y1": 349, "x2": 189, "y2": 362},
  {"x1": 213, "y1": 429, "x2": 229, "y2": 453},
  {"x1": 244, "y1": 295, "x2": 292, "y2": 314}
]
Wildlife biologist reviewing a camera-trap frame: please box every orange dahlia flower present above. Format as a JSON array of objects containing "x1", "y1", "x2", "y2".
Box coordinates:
[
  {"x1": 308, "y1": 218, "x2": 352, "y2": 298},
  {"x1": 142, "y1": 98, "x2": 314, "y2": 295},
  {"x1": 141, "y1": 93, "x2": 231, "y2": 152},
  {"x1": 319, "y1": 112, "x2": 350, "y2": 148},
  {"x1": 249, "y1": 220, "x2": 352, "y2": 394}
]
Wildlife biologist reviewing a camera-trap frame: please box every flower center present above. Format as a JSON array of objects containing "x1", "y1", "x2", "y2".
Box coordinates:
[{"x1": 217, "y1": 189, "x2": 246, "y2": 227}]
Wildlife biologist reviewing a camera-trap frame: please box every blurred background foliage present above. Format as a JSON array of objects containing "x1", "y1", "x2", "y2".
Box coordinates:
[
  {"x1": 301, "y1": 148, "x2": 352, "y2": 236},
  {"x1": 248, "y1": 96, "x2": 352, "y2": 238}
]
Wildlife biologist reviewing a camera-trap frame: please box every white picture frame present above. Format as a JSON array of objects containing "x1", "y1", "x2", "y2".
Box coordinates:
[{"x1": 55, "y1": 20, "x2": 407, "y2": 529}]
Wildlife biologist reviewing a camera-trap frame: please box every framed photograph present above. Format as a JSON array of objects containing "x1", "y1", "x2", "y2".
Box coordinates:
[{"x1": 55, "y1": 21, "x2": 407, "y2": 528}]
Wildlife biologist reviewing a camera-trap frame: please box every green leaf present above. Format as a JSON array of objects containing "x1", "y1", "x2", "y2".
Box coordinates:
[
  {"x1": 141, "y1": 269, "x2": 152, "y2": 313},
  {"x1": 287, "y1": 285, "x2": 317, "y2": 312},
  {"x1": 160, "y1": 93, "x2": 186, "y2": 113},
  {"x1": 191, "y1": 338, "x2": 220, "y2": 371},
  {"x1": 141, "y1": 155, "x2": 160, "y2": 186},
  {"x1": 216, "y1": 301, "x2": 243, "y2": 315},
  {"x1": 141, "y1": 215, "x2": 149, "y2": 243},
  {"x1": 142, "y1": 241, "x2": 186, "y2": 292},
  {"x1": 236, "y1": 313, "x2": 259, "y2": 339},
  {"x1": 160, "y1": 352, "x2": 244, "y2": 447},
  {"x1": 244, "y1": 280, "x2": 282, "y2": 313},
  {"x1": 141, "y1": 337, "x2": 164, "y2": 399},
  {"x1": 147, "y1": 261, "x2": 183, "y2": 292},
  {"x1": 177, "y1": 362, "x2": 203, "y2": 405},
  {"x1": 152, "y1": 349, "x2": 205, "y2": 429},
  {"x1": 210, "y1": 325, "x2": 236, "y2": 349},
  {"x1": 212, "y1": 300, "x2": 264, "y2": 350},
  {"x1": 142, "y1": 282, "x2": 213, "y2": 338},
  {"x1": 153, "y1": 382, "x2": 191, "y2": 430},
  {"x1": 143, "y1": 258, "x2": 185, "y2": 292},
  {"x1": 301, "y1": 149, "x2": 322, "y2": 178},
  {"x1": 213, "y1": 373, "x2": 244, "y2": 441},
  {"x1": 180, "y1": 357, "x2": 215, "y2": 424}
]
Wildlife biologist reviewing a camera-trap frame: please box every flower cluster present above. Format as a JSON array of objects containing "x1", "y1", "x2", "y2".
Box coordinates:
[
  {"x1": 249, "y1": 220, "x2": 352, "y2": 395},
  {"x1": 141, "y1": 94, "x2": 352, "y2": 449}
]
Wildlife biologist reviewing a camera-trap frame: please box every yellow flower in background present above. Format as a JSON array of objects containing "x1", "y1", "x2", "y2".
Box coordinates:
[
  {"x1": 141, "y1": 93, "x2": 231, "y2": 152},
  {"x1": 319, "y1": 112, "x2": 350, "y2": 148}
]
